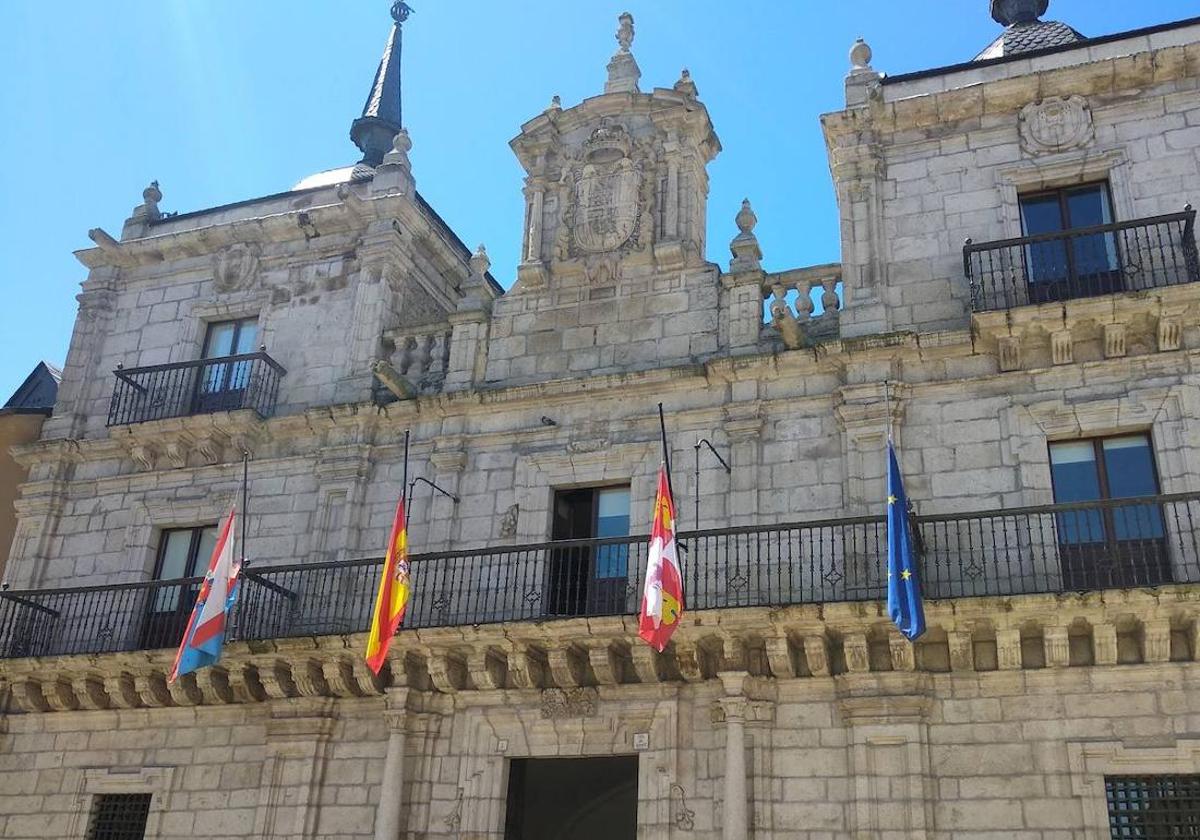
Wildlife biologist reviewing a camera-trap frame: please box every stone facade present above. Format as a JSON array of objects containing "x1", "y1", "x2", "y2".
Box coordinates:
[{"x1": 3, "y1": 7, "x2": 1200, "y2": 840}]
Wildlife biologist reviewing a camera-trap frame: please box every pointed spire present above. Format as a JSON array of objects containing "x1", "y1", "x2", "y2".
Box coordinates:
[{"x1": 351, "y1": 2, "x2": 413, "y2": 174}]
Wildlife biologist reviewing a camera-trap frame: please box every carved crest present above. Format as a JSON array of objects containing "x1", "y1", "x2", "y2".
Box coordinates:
[
  {"x1": 1019, "y1": 96, "x2": 1094, "y2": 155},
  {"x1": 540, "y1": 687, "x2": 598, "y2": 719},
  {"x1": 571, "y1": 123, "x2": 643, "y2": 254},
  {"x1": 213, "y1": 244, "x2": 261, "y2": 293}
]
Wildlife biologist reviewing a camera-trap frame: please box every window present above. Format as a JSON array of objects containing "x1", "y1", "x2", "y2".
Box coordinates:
[
  {"x1": 1049, "y1": 435, "x2": 1168, "y2": 589},
  {"x1": 1019, "y1": 182, "x2": 1120, "y2": 302},
  {"x1": 546, "y1": 486, "x2": 632, "y2": 616},
  {"x1": 141, "y1": 525, "x2": 217, "y2": 649},
  {"x1": 197, "y1": 318, "x2": 259, "y2": 411},
  {"x1": 88, "y1": 793, "x2": 152, "y2": 840},
  {"x1": 1106, "y1": 775, "x2": 1200, "y2": 838}
]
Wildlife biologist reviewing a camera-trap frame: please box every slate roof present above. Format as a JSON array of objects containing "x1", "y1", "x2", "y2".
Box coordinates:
[
  {"x1": 975, "y1": 19, "x2": 1087, "y2": 61},
  {"x1": 3, "y1": 362, "x2": 61, "y2": 414}
]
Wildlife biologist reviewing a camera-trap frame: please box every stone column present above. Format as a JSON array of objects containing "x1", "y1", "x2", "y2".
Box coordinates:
[
  {"x1": 374, "y1": 688, "x2": 410, "y2": 840},
  {"x1": 718, "y1": 672, "x2": 750, "y2": 840},
  {"x1": 524, "y1": 186, "x2": 544, "y2": 263}
]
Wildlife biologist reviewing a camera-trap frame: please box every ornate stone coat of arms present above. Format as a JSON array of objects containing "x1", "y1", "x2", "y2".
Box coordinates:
[
  {"x1": 1019, "y1": 96, "x2": 1094, "y2": 155},
  {"x1": 564, "y1": 122, "x2": 648, "y2": 255}
]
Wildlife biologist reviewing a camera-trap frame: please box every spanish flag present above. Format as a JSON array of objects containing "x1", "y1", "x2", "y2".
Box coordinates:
[
  {"x1": 639, "y1": 466, "x2": 684, "y2": 652},
  {"x1": 365, "y1": 495, "x2": 411, "y2": 674}
]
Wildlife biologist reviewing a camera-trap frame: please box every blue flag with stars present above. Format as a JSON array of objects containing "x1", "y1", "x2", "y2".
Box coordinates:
[{"x1": 886, "y1": 440, "x2": 926, "y2": 641}]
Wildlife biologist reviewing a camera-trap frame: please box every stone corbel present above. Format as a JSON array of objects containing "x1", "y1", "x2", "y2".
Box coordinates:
[
  {"x1": 998, "y1": 335, "x2": 1021, "y2": 372},
  {"x1": 504, "y1": 642, "x2": 547, "y2": 690},
  {"x1": 1044, "y1": 626, "x2": 1070, "y2": 668},
  {"x1": 764, "y1": 633, "x2": 796, "y2": 679},
  {"x1": 1103, "y1": 323, "x2": 1127, "y2": 359},
  {"x1": 996, "y1": 629, "x2": 1023, "y2": 670},
  {"x1": 888, "y1": 632, "x2": 916, "y2": 672},
  {"x1": 135, "y1": 672, "x2": 175, "y2": 708},
  {"x1": 1158, "y1": 306, "x2": 1186, "y2": 352},
  {"x1": 803, "y1": 635, "x2": 831, "y2": 677},
  {"x1": 843, "y1": 632, "x2": 870, "y2": 673},
  {"x1": 425, "y1": 649, "x2": 468, "y2": 693},
  {"x1": 947, "y1": 631, "x2": 974, "y2": 671},
  {"x1": 104, "y1": 673, "x2": 144, "y2": 709},
  {"x1": 1051, "y1": 329, "x2": 1073, "y2": 365}
]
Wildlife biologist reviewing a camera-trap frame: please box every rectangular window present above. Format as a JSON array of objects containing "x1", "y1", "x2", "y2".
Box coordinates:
[
  {"x1": 198, "y1": 318, "x2": 259, "y2": 411},
  {"x1": 1106, "y1": 775, "x2": 1200, "y2": 838},
  {"x1": 1019, "y1": 181, "x2": 1120, "y2": 302},
  {"x1": 141, "y1": 525, "x2": 217, "y2": 649},
  {"x1": 1049, "y1": 434, "x2": 1168, "y2": 589},
  {"x1": 546, "y1": 486, "x2": 632, "y2": 616},
  {"x1": 88, "y1": 793, "x2": 152, "y2": 840}
]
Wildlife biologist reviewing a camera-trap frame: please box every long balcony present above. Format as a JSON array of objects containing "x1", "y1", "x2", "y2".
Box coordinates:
[
  {"x1": 2, "y1": 492, "x2": 1198, "y2": 660},
  {"x1": 107, "y1": 352, "x2": 286, "y2": 426},
  {"x1": 964, "y1": 208, "x2": 1199, "y2": 313}
]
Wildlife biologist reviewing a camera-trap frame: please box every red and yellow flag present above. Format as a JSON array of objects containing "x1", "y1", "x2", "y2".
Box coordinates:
[
  {"x1": 639, "y1": 466, "x2": 684, "y2": 652},
  {"x1": 365, "y1": 496, "x2": 411, "y2": 674}
]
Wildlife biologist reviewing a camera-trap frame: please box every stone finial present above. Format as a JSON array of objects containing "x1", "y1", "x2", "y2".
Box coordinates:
[
  {"x1": 849, "y1": 38, "x2": 873, "y2": 71},
  {"x1": 729, "y1": 199, "x2": 763, "y2": 273},
  {"x1": 674, "y1": 68, "x2": 698, "y2": 98},
  {"x1": 991, "y1": 0, "x2": 1048, "y2": 26},
  {"x1": 128, "y1": 180, "x2": 163, "y2": 226},
  {"x1": 605, "y1": 13, "x2": 641, "y2": 94},
  {"x1": 470, "y1": 244, "x2": 491, "y2": 278},
  {"x1": 547, "y1": 94, "x2": 562, "y2": 114},
  {"x1": 458, "y1": 244, "x2": 494, "y2": 315},
  {"x1": 616, "y1": 12, "x2": 635, "y2": 52},
  {"x1": 382, "y1": 128, "x2": 413, "y2": 168}
]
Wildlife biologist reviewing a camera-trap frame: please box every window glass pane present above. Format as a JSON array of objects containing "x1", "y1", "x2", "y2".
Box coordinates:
[
  {"x1": 157, "y1": 531, "x2": 193, "y2": 580},
  {"x1": 1049, "y1": 442, "x2": 1102, "y2": 502},
  {"x1": 1102, "y1": 436, "x2": 1159, "y2": 497},
  {"x1": 1020, "y1": 195, "x2": 1069, "y2": 287},
  {"x1": 594, "y1": 487, "x2": 631, "y2": 578},
  {"x1": 194, "y1": 526, "x2": 219, "y2": 575},
  {"x1": 1050, "y1": 442, "x2": 1104, "y2": 545},
  {"x1": 1065, "y1": 185, "x2": 1112, "y2": 228},
  {"x1": 203, "y1": 322, "x2": 237, "y2": 358},
  {"x1": 153, "y1": 530, "x2": 193, "y2": 612},
  {"x1": 1103, "y1": 436, "x2": 1164, "y2": 541},
  {"x1": 233, "y1": 320, "x2": 258, "y2": 355},
  {"x1": 1020, "y1": 194, "x2": 1065, "y2": 235}
]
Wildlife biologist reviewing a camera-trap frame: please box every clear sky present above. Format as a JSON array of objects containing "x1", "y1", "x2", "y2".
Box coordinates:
[{"x1": 1, "y1": 0, "x2": 1195, "y2": 399}]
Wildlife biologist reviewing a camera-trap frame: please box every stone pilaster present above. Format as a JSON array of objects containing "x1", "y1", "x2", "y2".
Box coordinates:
[
  {"x1": 254, "y1": 698, "x2": 337, "y2": 840},
  {"x1": 374, "y1": 688, "x2": 411, "y2": 840},
  {"x1": 723, "y1": 405, "x2": 763, "y2": 527},
  {"x1": 837, "y1": 674, "x2": 934, "y2": 840}
]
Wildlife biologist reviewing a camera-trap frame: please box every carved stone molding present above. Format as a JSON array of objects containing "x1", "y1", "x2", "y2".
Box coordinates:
[{"x1": 540, "y1": 687, "x2": 599, "y2": 719}]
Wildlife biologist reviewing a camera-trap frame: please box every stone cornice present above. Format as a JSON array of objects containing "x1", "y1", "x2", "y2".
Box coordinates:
[{"x1": 4, "y1": 587, "x2": 1199, "y2": 717}]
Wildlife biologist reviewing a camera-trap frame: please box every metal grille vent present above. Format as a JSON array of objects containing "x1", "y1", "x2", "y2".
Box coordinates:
[
  {"x1": 88, "y1": 793, "x2": 152, "y2": 840},
  {"x1": 1107, "y1": 775, "x2": 1200, "y2": 838}
]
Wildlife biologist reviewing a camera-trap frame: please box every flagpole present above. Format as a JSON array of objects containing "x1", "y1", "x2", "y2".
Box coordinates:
[
  {"x1": 657, "y1": 403, "x2": 675, "y2": 503},
  {"x1": 241, "y1": 451, "x2": 249, "y2": 564},
  {"x1": 402, "y1": 429, "x2": 411, "y2": 527},
  {"x1": 884, "y1": 379, "x2": 893, "y2": 445}
]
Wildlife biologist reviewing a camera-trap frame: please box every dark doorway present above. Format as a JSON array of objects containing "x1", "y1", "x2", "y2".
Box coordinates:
[{"x1": 504, "y1": 756, "x2": 638, "y2": 840}]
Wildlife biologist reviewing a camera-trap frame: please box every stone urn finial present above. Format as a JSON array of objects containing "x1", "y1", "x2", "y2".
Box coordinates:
[
  {"x1": 616, "y1": 12, "x2": 635, "y2": 52},
  {"x1": 850, "y1": 38, "x2": 873, "y2": 71},
  {"x1": 674, "y1": 68, "x2": 698, "y2": 98},
  {"x1": 735, "y1": 199, "x2": 757, "y2": 235},
  {"x1": 730, "y1": 199, "x2": 763, "y2": 273},
  {"x1": 470, "y1": 244, "x2": 491, "y2": 278}
]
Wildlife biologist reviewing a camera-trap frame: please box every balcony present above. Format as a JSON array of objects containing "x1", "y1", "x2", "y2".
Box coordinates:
[
  {"x1": 107, "y1": 352, "x2": 286, "y2": 427},
  {"x1": 964, "y1": 208, "x2": 1199, "y2": 313},
  {"x1": 1, "y1": 492, "x2": 1197, "y2": 660}
]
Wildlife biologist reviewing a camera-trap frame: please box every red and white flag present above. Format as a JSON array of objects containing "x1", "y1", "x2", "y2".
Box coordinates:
[{"x1": 639, "y1": 466, "x2": 684, "y2": 652}]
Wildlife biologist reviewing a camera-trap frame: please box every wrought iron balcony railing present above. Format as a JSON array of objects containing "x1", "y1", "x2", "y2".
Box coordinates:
[
  {"x1": 964, "y1": 208, "x2": 1200, "y2": 313},
  {"x1": 107, "y1": 352, "x2": 286, "y2": 426},
  {"x1": 2, "y1": 492, "x2": 1198, "y2": 660}
]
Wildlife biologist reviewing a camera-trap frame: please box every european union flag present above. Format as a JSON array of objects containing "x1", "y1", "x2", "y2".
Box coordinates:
[{"x1": 886, "y1": 440, "x2": 926, "y2": 641}]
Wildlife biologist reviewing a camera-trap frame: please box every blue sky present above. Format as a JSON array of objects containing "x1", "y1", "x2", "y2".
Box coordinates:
[{"x1": 1, "y1": 0, "x2": 1195, "y2": 399}]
